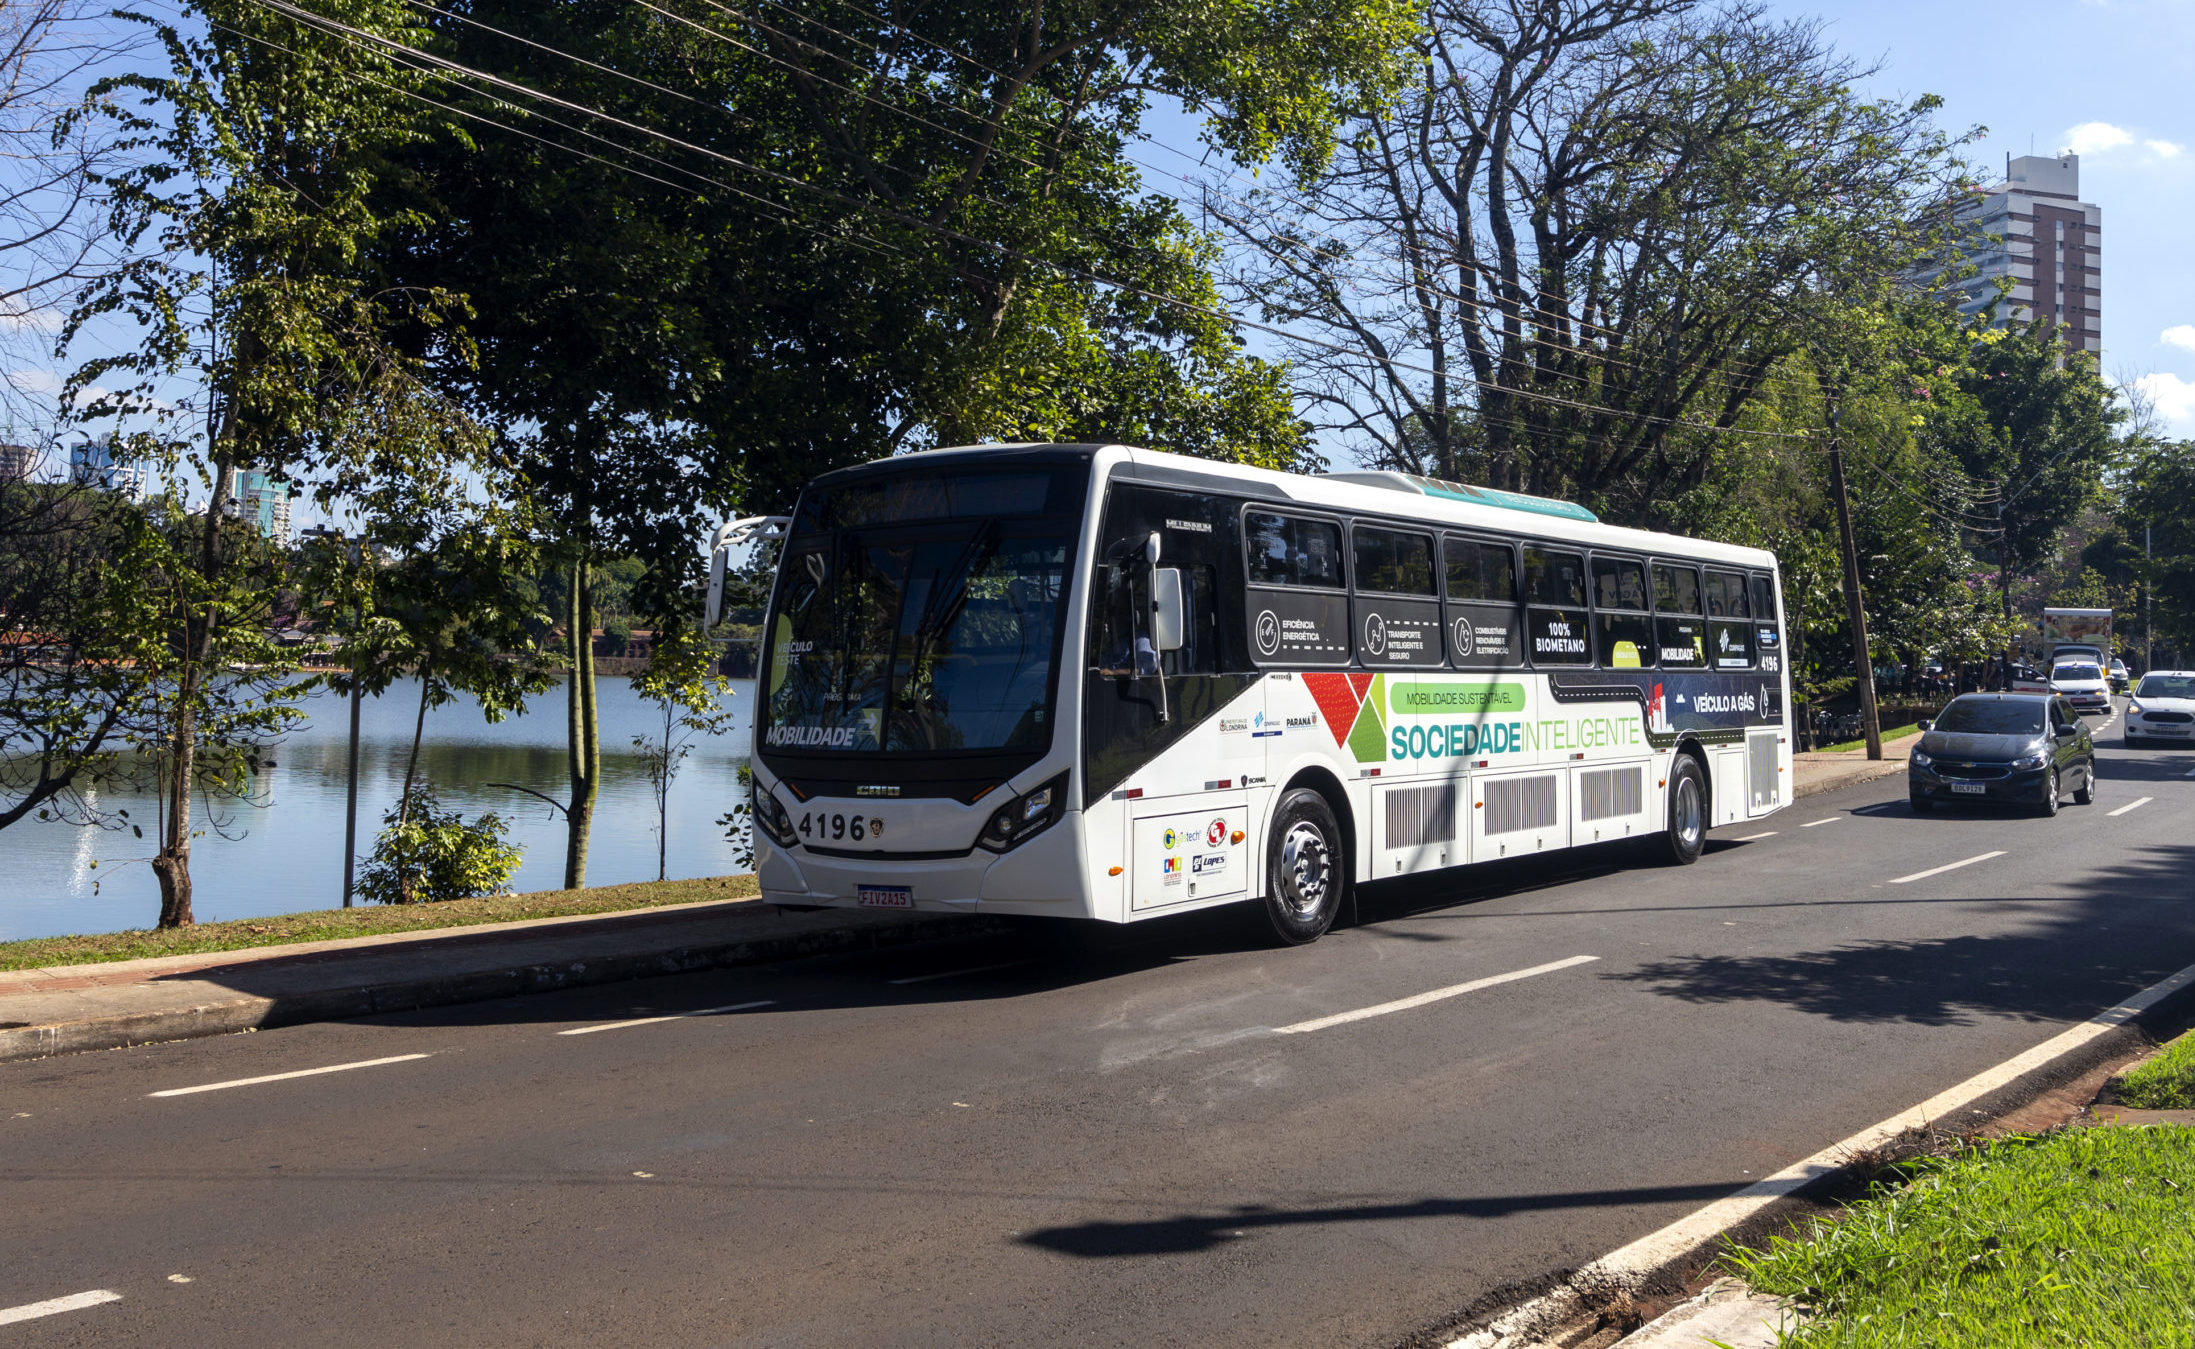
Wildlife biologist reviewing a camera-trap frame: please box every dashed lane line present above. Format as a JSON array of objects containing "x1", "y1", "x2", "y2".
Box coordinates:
[
  {"x1": 1273, "y1": 956, "x2": 1598, "y2": 1035},
  {"x1": 148, "y1": 1053, "x2": 433, "y2": 1098},
  {"x1": 0, "y1": 1290, "x2": 122, "y2": 1326},
  {"x1": 1734, "y1": 831, "x2": 1778, "y2": 841},
  {"x1": 556, "y1": 1001, "x2": 775, "y2": 1036},
  {"x1": 1800, "y1": 817, "x2": 1840, "y2": 828},
  {"x1": 2107, "y1": 797, "x2": 2153, "y2": 818},
  {"x1": 1887, "y1": 851, "x2": 2007, "y2": 886}
]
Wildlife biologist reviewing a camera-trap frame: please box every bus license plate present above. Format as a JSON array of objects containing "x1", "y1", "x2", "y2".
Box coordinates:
[
  {"x1": 1950, "y1": 782, "x2": 1986, "y2": 795},
  {"x1": 858, "y1": 885, "x2": 913, "y2": 909}
]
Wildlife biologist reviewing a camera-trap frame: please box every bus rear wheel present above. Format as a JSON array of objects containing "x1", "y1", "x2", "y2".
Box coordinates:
[
  {"x1": 1262, "y1": 788, "x2": 1344, "y2": 945},
  {"x1": 1659, "y1": 756, "x2": 1707, "y2": 866}
]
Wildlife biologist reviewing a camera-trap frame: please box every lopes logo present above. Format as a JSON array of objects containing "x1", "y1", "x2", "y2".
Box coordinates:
[{"x1": 1300, "y1": 672, "x2": 1388, "y2": 764}]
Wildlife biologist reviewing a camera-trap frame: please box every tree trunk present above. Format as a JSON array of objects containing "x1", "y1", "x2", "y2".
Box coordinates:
[
  {"x1": 153, "y1": 449, "x2": 237, "y2": 927},
  {"x1": 563, "y1": 557, "x2": 599, "y2": 890},
  {"x1": 395, "y1": 668, "x2": 431, "y2": 903}
]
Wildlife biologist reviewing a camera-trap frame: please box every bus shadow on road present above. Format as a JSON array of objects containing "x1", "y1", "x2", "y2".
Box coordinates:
[
  {"x1": 1013, "y1": 1180, "x2": 1744, "y2": 1258},
  {"x1": 1597, "y1": 843, "x2": 2195, "y2": 1028}
]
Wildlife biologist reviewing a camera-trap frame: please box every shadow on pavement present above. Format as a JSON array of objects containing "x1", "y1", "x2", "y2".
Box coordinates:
[
  {"x1": 1015, "y1": 1180, "x2": 1743, "y2": 1257},
  {"x1": 1601, "y1": 843, "x2": 2195, "y2": 1027}
]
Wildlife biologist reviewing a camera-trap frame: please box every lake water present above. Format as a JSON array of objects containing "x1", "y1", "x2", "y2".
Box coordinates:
[{"x1": 0, "y1": 676, "x2": 757, "y2": 941}]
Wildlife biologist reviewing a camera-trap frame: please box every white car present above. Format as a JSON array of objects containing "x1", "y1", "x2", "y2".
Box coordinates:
[
  {"x1": 2126, "y1": 671, "x2": 2195, "y2": 747},
  {"x1": 2048, "y1": 660, "x2": 2113, "y2": 717}
]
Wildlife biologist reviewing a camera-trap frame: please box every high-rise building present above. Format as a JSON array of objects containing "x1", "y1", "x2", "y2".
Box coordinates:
[
  {"x1": 0, "y1": 443, "x2": 36, "y2": 482},
  {"x1": 68, "y1": 435, "x2": 148, "y2": 501},
  {"x1": 1926, "y1": 153, "x2": 2101, "y2": 357},
  {"x1": 222, "y1": 467, "x2": 293, "y2": 546}
]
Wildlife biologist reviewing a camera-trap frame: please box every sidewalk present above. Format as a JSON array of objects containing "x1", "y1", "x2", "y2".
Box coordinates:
[
  {"x1": 1, "y1": 745, "x2": 1912, "y2": 1065},
  {"x1": 0, "y1": 897, "x2": 995, "y2": 1064},
  {"x1": 1791, "y1": 728, "x2": 1921, "y2": 799}
]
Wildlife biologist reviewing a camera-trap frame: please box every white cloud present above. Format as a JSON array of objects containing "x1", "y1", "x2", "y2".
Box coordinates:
[
  {"x1": 2147, "y1": 139, "x2": 2185, "y2": 160},
  {"x1": 2064, "y1": 121, "x2": 2135, "y2": 155},
  {"x1": 0, "y1": 306, "x2": 65, "y2": 334},
  {"x1": 2135, "y1": 372, "x2": 2195, "y2": 432},
  {"x1": 2165, "y1": 325, "x2": 2195, "y2": 352},
  {"x1": 4, "y1": 368, "x2": 64, "y2": 397}
]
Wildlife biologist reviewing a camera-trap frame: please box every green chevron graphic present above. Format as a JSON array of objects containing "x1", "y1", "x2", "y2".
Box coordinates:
[{"x1": 1346, "y1": 674, "x2": 1387, "y2": 763}]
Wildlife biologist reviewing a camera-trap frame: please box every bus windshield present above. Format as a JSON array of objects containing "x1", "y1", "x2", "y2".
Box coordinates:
[{"x1": 759, "y1": 468, "x2": 1083, "y2": 755}]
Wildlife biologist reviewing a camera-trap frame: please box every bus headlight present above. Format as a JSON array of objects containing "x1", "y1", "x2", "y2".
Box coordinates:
[
  {"x1": 753, "y1": 781, "x2": 798, "y2": 847},
  {"x1": 978, "y1": 773, "x2": 1068, "y2": 852}
]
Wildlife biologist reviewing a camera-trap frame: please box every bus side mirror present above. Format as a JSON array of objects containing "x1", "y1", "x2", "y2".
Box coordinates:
[{"x1": 1151, "y1": 567, "x2": 1184, "y2": 651}]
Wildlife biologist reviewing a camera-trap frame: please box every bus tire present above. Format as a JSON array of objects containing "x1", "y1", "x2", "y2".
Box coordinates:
[
  {"x1": 1659, "y1": 755, "x2": 1707, "y2": 866},
  {"x1": 1262, "y1": 789, "x2": 1344, "y2": 945}
]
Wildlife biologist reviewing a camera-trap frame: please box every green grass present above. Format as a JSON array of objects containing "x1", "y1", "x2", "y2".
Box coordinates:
[
  {"x1": 1816, "y1": 722, "x2": 1922, "y2": 753},
  {"x1": 1726, "y1": 1128, "x2": 2195, "y2": 1347},
  {"x1": 2118, "y1": 1031, "x2": 2195, "y2": 1110},
  {"x1": 0, "y1": 875, "x2": 761, "y2": 972}
]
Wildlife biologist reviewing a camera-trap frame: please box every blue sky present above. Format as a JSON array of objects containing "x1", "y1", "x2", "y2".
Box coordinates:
[{"x1": 1770, "y1": 0, "x2": 2195, "y2": 431}]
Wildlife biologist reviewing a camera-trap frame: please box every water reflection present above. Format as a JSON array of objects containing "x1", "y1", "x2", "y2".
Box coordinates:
[{"x1": 0, "y1": 676, "x2": 755, "y2": 941}]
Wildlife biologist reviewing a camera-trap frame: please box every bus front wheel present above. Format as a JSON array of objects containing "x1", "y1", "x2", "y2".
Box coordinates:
[
  {"x1": 1262, "y1": 789, "x2": 1345, "y2": 945},
  {"x1": 1659, "y1": 756, "x2": 1707, "y2": 866}
]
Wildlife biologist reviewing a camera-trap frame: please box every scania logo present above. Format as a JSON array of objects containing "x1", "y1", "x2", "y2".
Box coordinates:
[{"x1": 856, "y1": 785, "x2": 899, "y2": 798}]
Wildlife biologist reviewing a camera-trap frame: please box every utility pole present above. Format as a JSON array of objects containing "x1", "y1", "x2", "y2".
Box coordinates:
[{"x1": 1825, "y1": 399, "x2": 1883, "y2": 759}]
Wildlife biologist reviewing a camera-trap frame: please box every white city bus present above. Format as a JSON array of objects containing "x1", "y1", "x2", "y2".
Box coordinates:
[{"x1": 719, "y1": 443, "x2": 1792, "y2": 944}]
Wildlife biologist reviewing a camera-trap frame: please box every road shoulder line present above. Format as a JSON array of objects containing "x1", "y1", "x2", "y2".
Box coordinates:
[{"x1": 1439, "y1": 956, "x2": 2195, "y2": 1349}]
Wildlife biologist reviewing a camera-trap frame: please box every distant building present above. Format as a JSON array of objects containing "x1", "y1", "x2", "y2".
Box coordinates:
[
  {"x1": 68, "y1": 435, "x2": 147, "y2": 501},
  {"x1": 222, "y1": 467, "x2": 293, "y2": 546},
  {"x1": 1921, "y1": 153, "x2": 2101, "y2": 357},
  {"x1": 0, "y1": 443, "x2": 36, "y2": 482}
]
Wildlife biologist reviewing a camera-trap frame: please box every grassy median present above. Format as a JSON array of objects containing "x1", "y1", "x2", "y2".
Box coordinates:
[
  {"x1": 1727, "y1": 1127, "x2": 2195, "y2": 1347},
  {"x1": 2117, "y1": 1030, "x2": 2195, "y2": 1110},
  {"x1": 0, "y1": 875, "x2": 761, "y2": 972}
]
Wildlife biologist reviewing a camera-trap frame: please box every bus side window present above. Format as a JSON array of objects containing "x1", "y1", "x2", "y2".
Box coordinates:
[
  {"x1": 1705, "y1": 568, "x2": 1755, "y2": 669},
  {"x1": 1750, "y1": 573, "x2": 1783, "y2": 675}
]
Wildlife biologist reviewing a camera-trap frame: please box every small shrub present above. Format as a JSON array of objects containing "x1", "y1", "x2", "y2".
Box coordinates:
[{"x1": 357, "y1": 789, "x2": 522, "y2": 905}]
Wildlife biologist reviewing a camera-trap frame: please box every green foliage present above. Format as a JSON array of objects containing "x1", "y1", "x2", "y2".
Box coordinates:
[
  {"x1": 2117, "y1": 1032, "x2": 2195, "y2": 1111},
  {"x1": 356, "y1": 788, "x2": 522, "y2": 904},
  {"x1": 2122, "y1": 439, "x2": 2195, "y2": 662},
  {"x1": 1727, "y1": 1129, "x2": 2195, "y2": 1347}
]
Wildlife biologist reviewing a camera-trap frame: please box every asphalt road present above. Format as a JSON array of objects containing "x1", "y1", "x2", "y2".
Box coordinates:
[{"x1": 7, "y1": 705, "x2": 2195, "y2": 1348}]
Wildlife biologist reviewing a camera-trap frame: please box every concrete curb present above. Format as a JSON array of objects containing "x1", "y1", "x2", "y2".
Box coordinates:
[
  {"x1": 0, "y1": 910, "x2": 1001, "y2": 1065},
  {"x1": 1438, "y1": 959, "x2": 2195, "y2": 1349},
  {"x1": 1790, "y1": 755, "x2": 1910, "y2": 800}
]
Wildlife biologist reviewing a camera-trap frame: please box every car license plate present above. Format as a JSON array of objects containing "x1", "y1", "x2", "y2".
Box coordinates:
[
  {"x1": 2156, "y1": 726, "x2": 2188, "y2": 736},
  {"x1": 1950, "y1": 782, "x2": 1986, "y2": 795},
  {"x1": 858, "y1": 885, "x2": 913, "y2": 909}
]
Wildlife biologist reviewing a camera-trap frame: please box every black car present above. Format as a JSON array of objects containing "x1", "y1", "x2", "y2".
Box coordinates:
[{"x1": 1908, "y1": 693, "x2": 2095, "y2": 816}]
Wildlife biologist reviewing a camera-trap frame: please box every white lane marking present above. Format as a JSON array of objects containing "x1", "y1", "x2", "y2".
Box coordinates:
[
  {"x1": 1887, "y1": 850, "x2": 2007, "y2": 885},
  {"x1": 2107, "y1": 797, "x2": 2153, "y2": 818},
  {"x1": 1274, "y1": 956, "x2": 1598, "y2": 1036},
  {"x1": 888, "y1": 961, "x2": 1029, "y2": 986},
  {"x1": 0, "y1": 1290, "x2": 123, "y2": 1325},
  {"x1": 1800, "y1": 817, "x2": 1840, "y2": 828},
  {"x1": 148, "y1": 1053, "x2": 433, "y2": 1098},
  {"x1": 556, "y1": 1000, "x2": 774, "y2": 1036},
  {"x1": 1449, "y1": 956, "x2": 2195, "y2": 1347},
  {"x1": 1735, "y1": 831, "x2": 1778, "y2": 842}
]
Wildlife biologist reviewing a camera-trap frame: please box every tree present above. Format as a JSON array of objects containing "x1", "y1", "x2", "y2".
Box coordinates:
[
  {"x1": 1208, "y1": 0, "x2": 1970, "y2": 517},
  {"x1": 0, "y1": 471, "x2": 168, "y2": 832},
  {"x1": 63, "y1": 0, "x2": 462, "y2": 924},
  {"x1": 2123, "y1": 439, "x2": 2195, "y2": 664},
  {"x1": 364, "y1": 0, "x2": 1411, "y2": 887},
  {"x1": 628, "y1": 627, "x2": 734, "y2": 882}
]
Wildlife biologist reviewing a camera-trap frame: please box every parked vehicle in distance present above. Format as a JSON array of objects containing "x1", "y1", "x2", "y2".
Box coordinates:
[
  {"x1": 2108, "y1": 657, "x2": 2129, "y2": 693},
  {"x1": 2125, "y1": 671, "x2": 2195, "y2": 748},
  {"x1": 2048, "y1": 660, "x2": 2113, "y2": 717},
  {"x1": 1909, "y1": 694, "x2": 2094, "y2": 816},
  {"x1": 2008, "y1": 662, "x2": 2050, "y2": 694}
]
